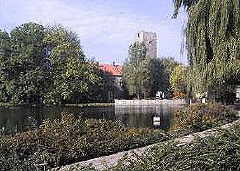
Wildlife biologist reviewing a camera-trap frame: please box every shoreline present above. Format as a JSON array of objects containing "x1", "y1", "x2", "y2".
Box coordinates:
[{"x1": 0, "y1": 102, "x2": 114, "y2": 108}]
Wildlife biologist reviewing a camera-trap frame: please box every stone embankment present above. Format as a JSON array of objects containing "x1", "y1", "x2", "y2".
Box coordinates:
[{"x1": 115, "y1": 99, "x2": 186, "y2": 106}]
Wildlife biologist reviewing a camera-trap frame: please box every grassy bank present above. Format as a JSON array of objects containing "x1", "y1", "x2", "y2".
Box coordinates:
[
  {"x1": 110, "y1": 121, "x2": 240, "y2": 170},
  {"x1": 0, "y1": 114, "x2": 167, "y2": 170}
]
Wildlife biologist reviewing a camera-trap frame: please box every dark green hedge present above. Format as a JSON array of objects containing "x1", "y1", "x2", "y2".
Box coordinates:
[{"x1": 0, "y1": 113, "x2": 167, "y2": 170}]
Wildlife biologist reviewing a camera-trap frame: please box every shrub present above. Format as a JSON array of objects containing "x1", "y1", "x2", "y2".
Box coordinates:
[
  {"x1": 0, "y1": 113, "x2": 167, "y2": 170},
  {"x1": 172, "y1": 91, "x2": 186, "y2": 99},
  {"x1": 111, "y1": 123, "x2": 240, "y2": 171},
  {"x1": 172, "y1": 102, "x2": 238, "y2": 131}
]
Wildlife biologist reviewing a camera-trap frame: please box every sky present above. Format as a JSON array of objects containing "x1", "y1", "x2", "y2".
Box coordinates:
[{"x1": 0, "y1": 0, "x2": 188, "y2": 64}]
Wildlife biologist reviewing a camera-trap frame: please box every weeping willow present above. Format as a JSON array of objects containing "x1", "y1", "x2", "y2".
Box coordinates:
[{"x1": 174, "y1": 0, "x2": 240, "y2": 98}]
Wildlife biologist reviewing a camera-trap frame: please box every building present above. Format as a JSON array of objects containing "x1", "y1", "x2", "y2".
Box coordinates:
[
  {"x1": 99, "y1": 63, "x2": 124, "y2": 101},
  {"x1": 135, "y1": 31, "x2": 157, "y2": 58}
]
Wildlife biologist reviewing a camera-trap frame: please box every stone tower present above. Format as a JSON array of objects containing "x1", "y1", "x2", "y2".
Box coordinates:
[{"x1": 135, "y1": 31, "x2": 157, "y2": 58}]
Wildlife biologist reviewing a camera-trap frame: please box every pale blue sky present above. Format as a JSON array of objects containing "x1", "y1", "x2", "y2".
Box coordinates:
[{"x1": 0, "y1": 0, "x2": 187, "y2": 64}]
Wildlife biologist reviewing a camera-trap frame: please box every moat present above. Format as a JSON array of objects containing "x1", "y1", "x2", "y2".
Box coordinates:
[{"x1": 0, "y1": 102, "x2": 183, "y2": 135}]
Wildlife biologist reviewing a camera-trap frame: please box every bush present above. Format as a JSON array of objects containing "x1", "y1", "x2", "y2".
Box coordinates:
[
  {"x1": 111, "y1": 123, "x2": 240, "y2": 171},
  {"x1": 172, "y1": 91, "x2": 186, "y2": 99},
  {"x1": 172, "y1": 102, "x2": 238, "y2": 131},
  {"x1": 0, "y1": 113, "x2": 167, "y2": 170}
]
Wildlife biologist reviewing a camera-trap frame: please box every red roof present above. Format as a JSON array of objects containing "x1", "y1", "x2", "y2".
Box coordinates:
[{"x1": 99, "y1": 63, "x2": 122, "y2": 76}]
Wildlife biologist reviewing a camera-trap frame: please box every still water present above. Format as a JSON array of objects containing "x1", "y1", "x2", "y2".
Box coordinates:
[{"x1": 0, "y1": 104, "x2": 181, "y2": 135}]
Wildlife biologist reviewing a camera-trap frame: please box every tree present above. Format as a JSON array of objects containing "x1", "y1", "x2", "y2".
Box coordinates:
[
  {"x1": 43, "y1": 25, "x2": 101, "y2": 104},
  {"x1": 160, "y1": 57, "x2": 180, "y2": 75},
  {"x1": 0, "y1": 23, "x2": 103, "y2": 104},
  {"x1": 157, "y1": 57, "x2": 180, "y2": 94},
  {"x1": 170, "y1": 65, "x2": 188, "y2": 98},
  {"x1": 128, "y1": 42, "x2": 147, "y2": 62},
  {"x1": 0, "y1": 30, "x2": 11, "y2": 102},
  {"x1": 173, "y1": 0, "x2": 240, "y2": 101},
  {"x1": 0, "y1": 23, "x2": 47, "y2": 104},
  {"x1": 123, "y1": 41, "x2": 180, "y2": 99},
  {"x1": 123, "y1": 42, "x2": 154, "y2": 99}
]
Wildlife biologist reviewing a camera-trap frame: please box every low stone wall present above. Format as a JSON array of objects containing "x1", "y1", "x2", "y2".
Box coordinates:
[{"x1": 115, "y1": 99, "x2": 186, "y2": 106}]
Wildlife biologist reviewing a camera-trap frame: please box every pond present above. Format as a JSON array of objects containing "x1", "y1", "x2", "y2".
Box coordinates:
[{"x1": 0, "y1": 103, "x2": 183, "y2": 135}]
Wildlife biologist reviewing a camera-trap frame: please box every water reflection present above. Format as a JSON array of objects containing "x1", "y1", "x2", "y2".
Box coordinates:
[
  {"x1": 0, "y1": 103, "x2": 179, "y2": 135},
  {"x1": 115, "y1": 104, "x2": 174, "y2": 129}
]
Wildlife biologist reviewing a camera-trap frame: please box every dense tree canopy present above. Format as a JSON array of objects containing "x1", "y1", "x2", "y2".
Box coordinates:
[
  {"x1": 123, "y1": 41, "x2": 179, "y2": 99},
  {"x1": 170, "y1": 65, "x2": 188, "y2": 98},
  {"x1": 0, "y1": 23, "x2": 47, "y2": 103},
  {"x1": 158, "y1": 57, "x2": 180, "y2": 91},
  {"x1": 123, "y1": 42, "x2": 153, "y2": 99},
  {"x1": 43, "y1": 25, "x2": 101, "y2": 104},
  {"x1": 0, "y1": 23, "x2": 103, "y2": 104},
  {"x1": 174, "y1": 0, "x2": 240, "y2": 98},
  {"x1": 0, "y1": 30, "x2": 11, "y2": 102}
]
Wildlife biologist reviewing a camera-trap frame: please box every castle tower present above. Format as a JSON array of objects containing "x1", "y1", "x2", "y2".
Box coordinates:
[{"x1": 135, "y1": 31, "x2": 157, "y2": 58}]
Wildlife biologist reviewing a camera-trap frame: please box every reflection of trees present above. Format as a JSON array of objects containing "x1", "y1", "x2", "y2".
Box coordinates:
[
  {"x1": 115, "y1": 105, "x2": 173, "y2": 129},
  {"x1": 0, "y1": 106, "x2": 62, "y2": 135},
  {"x1": 0, "y1": 114, "x2": 19, "y2": 135},
  {"x1": 24, "y1": 116, "x2": 38, "y2": 131},
  {"x1": 0, "y1": 104, "x2": 175, "y2": 135},
  {"x1": 0, "y1": 106, "x2": 117, "y2": 135}
]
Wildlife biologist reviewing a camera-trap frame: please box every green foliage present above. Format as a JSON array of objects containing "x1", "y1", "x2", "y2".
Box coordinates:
[
  {"x1": 123, "y1": 42, "x2": 179, "y2": 99},
  {"x1": 172, "y1": 102, "x2": 238, "y2": 131},
  {"x1": 123, "y1": 42, "x2": 153, "y2": 99},
  {"x1": 0, "y1": 23, "x2": 47, "y2": 104},
  {"x1": 173, "y1": 0, "x2": 240, "y2": 97},
  {"x1": 0, "y1": 30, "x2": 11, "y2": 102},
  {"x1": 112, "y1": 123, "x2": 240, "y2": 170},
  {"x1": 43, "y1": 25, "x2": 101, "y2": 104},
  {"x1": 0, "y1": 114, "x2": 167, "y2": 170},
  {"x1": 128, "y1": 42, "x2": 147, "y2": 62},
  {"x1": 160, "y1": 57, "x2": 179, "y2": 74},
  {"x1": 170, "y1": 65, "x2": 188, "y2": 98},
  {"x1": 152, "y1": 57, "x2": 180, "y2": 97},
  {"x1": 0, "y1": 23, "x2": 103, "y2": 104}
]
